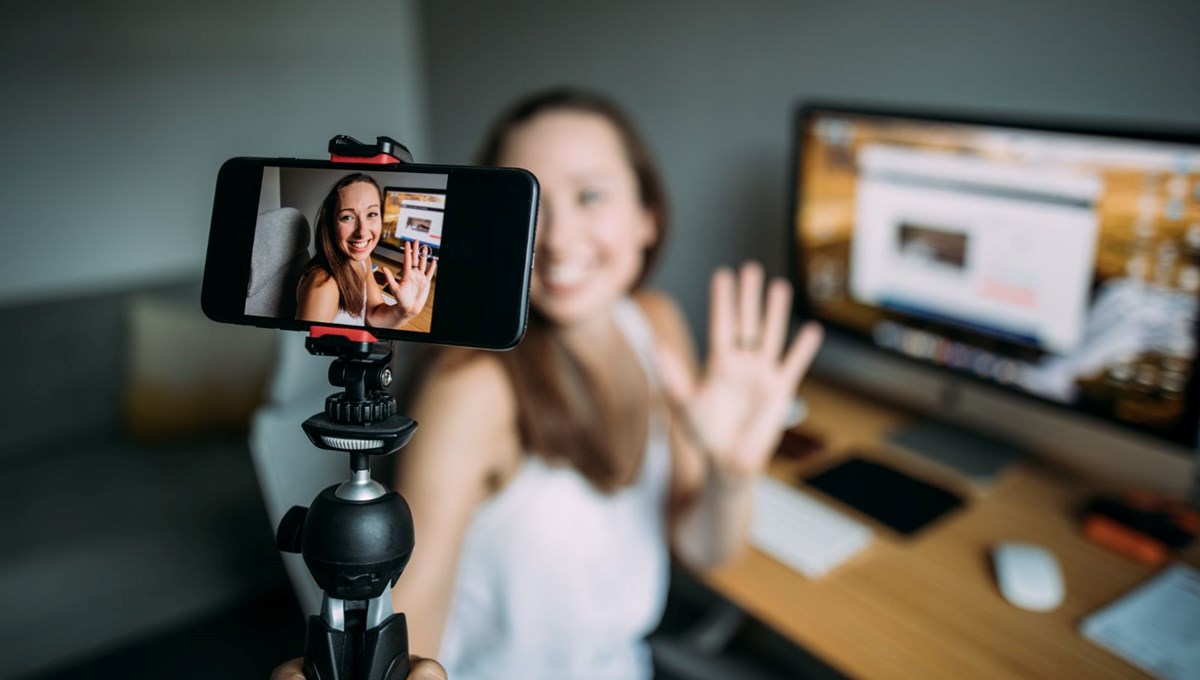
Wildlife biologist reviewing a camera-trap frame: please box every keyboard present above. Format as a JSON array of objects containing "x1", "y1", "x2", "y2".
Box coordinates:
[{"x1": 750, "y1": 476, "x2": 874, "y2": 578}]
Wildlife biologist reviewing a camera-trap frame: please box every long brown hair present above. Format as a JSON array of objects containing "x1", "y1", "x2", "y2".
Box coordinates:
[
  {"x1": 411, "y1": 88, "x2": 670, "y2": 492},
  {"x1": 302, "y1": 173, "x2": 382, "y2": 315}
]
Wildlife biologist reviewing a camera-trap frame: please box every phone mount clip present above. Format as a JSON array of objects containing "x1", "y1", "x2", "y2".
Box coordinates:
[{"x1": 328, "y1": 135, "x2": 413, "y2": 166}]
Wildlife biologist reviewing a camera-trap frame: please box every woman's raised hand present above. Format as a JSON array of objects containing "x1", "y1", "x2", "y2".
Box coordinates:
[
  {"x1": 657, "y1": 262, "x2": 823, "y2": 480},
  {"x1": 384, "y1": 241, "x2": 438, "y2": 321}
]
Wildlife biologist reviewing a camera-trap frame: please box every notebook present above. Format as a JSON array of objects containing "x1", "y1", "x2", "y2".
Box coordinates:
[{"x1": 1080, "y1": 563, "x2": 1200, "y2": 680}]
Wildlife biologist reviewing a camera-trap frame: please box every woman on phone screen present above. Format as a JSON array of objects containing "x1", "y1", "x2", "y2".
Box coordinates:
[
  {"x1": 391, "y1": 88, "x2": 823, "y2": 680},
  {"x1": 296, "y1": 173, "x2": 437, "y2": 328}
]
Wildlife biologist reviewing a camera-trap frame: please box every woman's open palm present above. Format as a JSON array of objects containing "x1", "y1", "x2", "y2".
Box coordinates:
[
  {"x1": 386, "y1": 240, "x2": 438, "y2": 320},
  {"x1": 657, "y1": 262, "x2": 822, "y2": 478}
]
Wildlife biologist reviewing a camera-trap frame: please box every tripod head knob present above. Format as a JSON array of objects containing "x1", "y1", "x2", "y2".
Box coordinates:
[
  {"x1": 325, "y1": 390, "x2": 397, "y2": 424},
  {"x1": 329, "y1": 357, "x2": 393, "y2": 391}
]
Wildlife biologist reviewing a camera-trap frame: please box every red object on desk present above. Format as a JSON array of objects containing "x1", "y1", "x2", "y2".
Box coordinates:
[
  {"x1": 1082, "y1": 490, "x2": 1198, "y2": 564},
  {"x1": 1083, "y1": 515, "x2": 1169, "y2": 565}
]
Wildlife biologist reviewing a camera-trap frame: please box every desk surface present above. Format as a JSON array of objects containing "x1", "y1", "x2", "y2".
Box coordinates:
[{"x1": 704, "y1": 378, "x2": 1199, "y2": 680}]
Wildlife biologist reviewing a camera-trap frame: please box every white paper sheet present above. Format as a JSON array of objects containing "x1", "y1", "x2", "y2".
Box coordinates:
[{"x1": 1080, "y1": 563, "x2": 1200, "y2": 680}]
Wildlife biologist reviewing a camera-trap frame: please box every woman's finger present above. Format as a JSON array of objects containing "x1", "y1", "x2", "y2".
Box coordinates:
[
  {"x1": 403, "y1": 240, "x2": 413, "y2": 272},
  {"x1": 269, "y1": 658, "x2": 304, "y2": 680},
  {"x1": 408, "y1": 655, "x2": 448, "y2": 680},
  {"x1": 780, "y1": 321, "x2": 824, "y2": 387},
  {"x1": 426, "y1": 258, "x2": 438, "y2": 281},
  {"x1": 737, "y1": 261, "x2": 764, "y2": 352},
  {"x1": 760, "y1": 278, "x2": 792, "y2": 361},
  {"x1": 383, "y1": 268, "x2": 405, "y2": 302},
  {"x1": 709, "y1": 267, "x2": 736, "y2": 369}
]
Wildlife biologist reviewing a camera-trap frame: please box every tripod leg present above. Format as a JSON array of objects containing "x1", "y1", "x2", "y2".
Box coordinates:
[
  {"x1": 302, "y1": 595, "x2": 410, "y2": 680},
  {"x1": 301, "y1": 614, "x2": 346, "y2": 680},
  {"x1": 363, "y1": 612, "x2": 410, "y2": 680}
]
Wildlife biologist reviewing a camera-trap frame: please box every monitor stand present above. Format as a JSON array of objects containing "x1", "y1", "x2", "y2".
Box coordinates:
[{"x1": 885, "y1": 417, "x2": 1025, "y2": 484}]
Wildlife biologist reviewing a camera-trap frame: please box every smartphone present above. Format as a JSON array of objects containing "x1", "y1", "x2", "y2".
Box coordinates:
[{"x1": 202, "y1": 158, "x2": 538, "y2": 349}]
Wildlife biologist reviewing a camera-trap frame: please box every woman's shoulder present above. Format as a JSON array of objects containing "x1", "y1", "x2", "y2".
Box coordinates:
[
  {"x1": 297, "y1": 266, "x2": 339, "y2": 308},
  {"x1": 633, "y1": 288, "x2": 692, "y2": 352},
  {"x1": 407, "y1": 349, "x2": 520, "y2": 475},
  {"x1": 296, "y1": 265, "x2": 342, "y2": 320},
  {"x1": 632, "y1": 288, "x2": 681, "y2": 319},
  {"x1": 298, "y1": 265, "x2": 335, "y2": 291},
  {"x1": 415, "y1": 349, "x2": 517, "y2": 421}
]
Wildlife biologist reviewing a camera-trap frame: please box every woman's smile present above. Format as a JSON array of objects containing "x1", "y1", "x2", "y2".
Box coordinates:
[
  {"x1": 539, "y1": 256, "x2": 594, "y2": 291},
  {"x1": 345, "y1": 236, "x2": 374, "y2": 255}
]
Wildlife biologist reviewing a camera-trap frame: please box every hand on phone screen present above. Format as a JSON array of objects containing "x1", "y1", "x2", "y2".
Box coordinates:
[{"x1": 380, "y1": 241, "x2": 437, "y2": 320}]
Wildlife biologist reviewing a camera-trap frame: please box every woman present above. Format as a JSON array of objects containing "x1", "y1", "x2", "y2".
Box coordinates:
[
  {"x1": 296, "y1": 173, "x2": 437, "y2": 328},
  {"x1": 392, "y1": 88, "x2": 823, "y2": 679}
]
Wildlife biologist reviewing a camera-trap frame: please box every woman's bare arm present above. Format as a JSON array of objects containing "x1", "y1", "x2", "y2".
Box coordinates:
[
  {"x1": 635, "y1": 291, "x2": 724, "y2": 566},
  {"x1": 390, "y1": 352, "x2": 520, "y2": 657}
]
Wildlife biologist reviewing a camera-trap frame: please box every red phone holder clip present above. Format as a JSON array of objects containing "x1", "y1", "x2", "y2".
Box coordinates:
[
  {"x1": 309, "y1": 325, "x2": 379, "y2": 344},
  {"x1": 328, "y1": 134, "x2": 413, "y2": 165}
]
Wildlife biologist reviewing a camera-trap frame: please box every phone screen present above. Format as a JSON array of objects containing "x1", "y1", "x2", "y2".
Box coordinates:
[
  {"x1": 203, "y1": 158, "x2": 538, "y2": 349},
  {"x1": 257, "y1": 166, "x2": 450, "y2": 334}
]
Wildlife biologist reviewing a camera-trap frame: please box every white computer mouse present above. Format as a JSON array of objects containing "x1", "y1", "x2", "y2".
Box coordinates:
[{"x1": 991, "y1": 541, "x2": 1065, "y2": 612}]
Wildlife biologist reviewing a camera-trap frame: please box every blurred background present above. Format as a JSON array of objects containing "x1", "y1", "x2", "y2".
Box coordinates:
[{"x1": 1, "y1": 0, "x2": 1197, "y2": 678}]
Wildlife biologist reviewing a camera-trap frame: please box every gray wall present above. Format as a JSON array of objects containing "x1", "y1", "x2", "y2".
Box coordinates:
[
  {"x1": 418, "y1": 0, "x2": 1200, "y2": 336},
  {"x1": 0, "y1": 0, "x2": 429, "y2": 306}
]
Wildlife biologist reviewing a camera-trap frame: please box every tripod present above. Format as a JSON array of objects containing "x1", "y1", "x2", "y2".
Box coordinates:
[
  {"x1": 276, "y1": 329, "x2": 418, "y2": 680},
  {"x1": 268, "y1": 135, "x2": 425, "y2": 679}
]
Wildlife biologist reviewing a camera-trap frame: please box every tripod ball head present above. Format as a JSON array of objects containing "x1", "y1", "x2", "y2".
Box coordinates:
[{"x1": 280, "y1": 485, "x2": 415, "y2": 601}]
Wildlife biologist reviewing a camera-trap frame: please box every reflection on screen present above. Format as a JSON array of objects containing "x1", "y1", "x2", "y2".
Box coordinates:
[{"x1": 796, "y1": 111, "x2": 1200, "y2": 444}]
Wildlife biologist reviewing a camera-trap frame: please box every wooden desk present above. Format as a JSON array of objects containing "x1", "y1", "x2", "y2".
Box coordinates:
[{"x1": 704, "y1": 379, "x2": 1199, "y2": 679}]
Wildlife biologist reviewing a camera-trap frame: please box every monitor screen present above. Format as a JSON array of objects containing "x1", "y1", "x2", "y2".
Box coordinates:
[
  {"x1": 381, "y1": 187, "x2": 445, "y2": 258},
  {"x1": 792, "y1": 105, "x2": 1200, "y2": 448}
]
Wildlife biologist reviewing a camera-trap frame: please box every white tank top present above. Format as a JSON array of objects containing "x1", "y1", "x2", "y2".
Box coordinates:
[{"x1": 437, "y1": 298, "x2": 672, "y2": 680}]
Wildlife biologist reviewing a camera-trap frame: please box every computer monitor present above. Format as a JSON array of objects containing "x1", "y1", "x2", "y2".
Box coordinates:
[
  {"x1": 380, "y1": 187, "x2": 445, "y2": 257},
  {"x1": 791, "y1": 103, "x2": 1200, "y2": 490}
]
